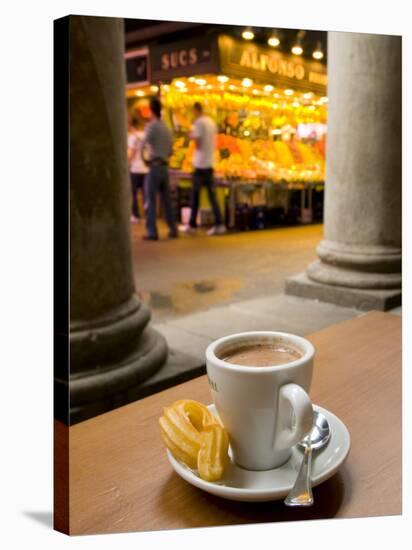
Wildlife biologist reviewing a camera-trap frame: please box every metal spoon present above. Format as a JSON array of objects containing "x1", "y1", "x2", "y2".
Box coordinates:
[{"x1": 284, "y1": 411, "x2": 331, "y2": 507}]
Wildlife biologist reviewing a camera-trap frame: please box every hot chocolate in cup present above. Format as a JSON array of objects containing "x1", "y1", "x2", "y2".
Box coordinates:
[
  {"x1": 221, "y1": 342, "x2": 303, "y2": 367},
  {"x1": 206, "y1": 331, "x2": 314, "y2": 471}
]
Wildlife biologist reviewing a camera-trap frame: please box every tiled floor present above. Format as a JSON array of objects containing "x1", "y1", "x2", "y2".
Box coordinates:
[
  {"x1": 127, "y1": 218, "x2": 401, "y2": 396},
  {"x1": 131, "y1": 220, "x2": 323, "y2": 323}
]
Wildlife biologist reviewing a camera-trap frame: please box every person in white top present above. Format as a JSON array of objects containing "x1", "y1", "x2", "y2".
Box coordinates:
[
  {"x1": 127, "y1": 116, "x2": 148, "y2": 223},
  {"x1": 179, "y1": 102, "x2": 226, "y2": 236}
]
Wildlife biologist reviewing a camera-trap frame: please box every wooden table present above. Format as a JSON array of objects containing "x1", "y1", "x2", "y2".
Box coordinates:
[{"x1": 59, "y1": 311, "x2": 402, "y2": 535}]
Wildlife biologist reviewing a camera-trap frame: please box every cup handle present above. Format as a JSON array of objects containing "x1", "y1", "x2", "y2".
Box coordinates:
[{"x1": 275, "y1": 383, "x2": 313, "y2": 451}]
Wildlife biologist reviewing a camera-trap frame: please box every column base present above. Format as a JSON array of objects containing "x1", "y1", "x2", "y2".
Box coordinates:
[
  {"x1": 69, "y1": 347, "x2": 206, "y2": 425},
  {"x1": 311, "y1": 241, "x2": 401, "y2": 289},
  {"x1": 56, "y1": 326, "x2": 168, "y2": 424},
  {"x1": 285, "y1": 272, "x2": 401, "y2": 311}
]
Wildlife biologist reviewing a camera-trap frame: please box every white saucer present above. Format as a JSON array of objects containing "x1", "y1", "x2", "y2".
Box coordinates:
[{"x1": 166, "y1": 404, "x2": 350, "y2": 502}]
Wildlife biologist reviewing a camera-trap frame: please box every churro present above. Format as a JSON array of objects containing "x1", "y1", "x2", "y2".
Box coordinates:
[{"x1": 159, "y1": 399, "x2": 229, "y2": 481}]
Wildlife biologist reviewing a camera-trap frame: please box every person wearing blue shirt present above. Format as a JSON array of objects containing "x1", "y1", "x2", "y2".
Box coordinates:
[{"x1": 141, "y1": 98, "x2": 178, "y2": 241}]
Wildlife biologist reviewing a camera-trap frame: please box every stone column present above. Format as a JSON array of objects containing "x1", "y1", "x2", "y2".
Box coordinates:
[
  {"x1": 63, "y1": 16, "x2": 167, "y2": 423},
  {"x1": 286, "y1": 32, "x2": 401, "y2": 310}
]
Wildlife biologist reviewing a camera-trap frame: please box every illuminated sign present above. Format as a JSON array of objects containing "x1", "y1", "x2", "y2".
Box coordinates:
[
  {"x1": 146, "y1": 34, "x2": 327, "y2": 93},
  {"x1": 219, "y1": 35, "x2": 327, "y2": 93},
  {"x1": 151, "y1": 37, "x2": 219, "y2": 81}
]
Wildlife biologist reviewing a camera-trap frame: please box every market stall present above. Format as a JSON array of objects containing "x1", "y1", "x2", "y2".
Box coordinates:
[{"x1": 125, "y1": 34, "x2": 327, "y2": 229}]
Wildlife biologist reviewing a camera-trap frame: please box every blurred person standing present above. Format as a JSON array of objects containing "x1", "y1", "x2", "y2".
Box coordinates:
[
  {"x1": 141, "y1": 97, "x2": 178, "y2": 241},
  {"x1": 179, "y1": 102, "x2": 226, "y2": 236},
  {"x1": 127, "y1": 116, "x2": 148, "y2": 223}
]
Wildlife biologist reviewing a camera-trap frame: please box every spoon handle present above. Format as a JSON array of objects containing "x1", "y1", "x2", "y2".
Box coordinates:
[{"x1": 284, "y1": 446, "x2": 314, "y2": 506}]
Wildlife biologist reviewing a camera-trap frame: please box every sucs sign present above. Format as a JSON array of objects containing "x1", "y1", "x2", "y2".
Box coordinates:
[
  {"x1": 160, "y1": 48, "x2": 199, "y2": 70},
  {"x1": 151, "y1": 37, "x2": 219, "y2": 81}
]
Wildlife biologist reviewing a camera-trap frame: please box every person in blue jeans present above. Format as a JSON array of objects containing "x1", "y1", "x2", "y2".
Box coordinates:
[
  {"x1": 179, "y1": 102, "x2": 226, "y2": 236},
  {"x1": 127, "y1": 116, "x2": 148, "y2": 223},
  {"x1": 141, "y1": 97, "x2": 178, "y2": 241}
]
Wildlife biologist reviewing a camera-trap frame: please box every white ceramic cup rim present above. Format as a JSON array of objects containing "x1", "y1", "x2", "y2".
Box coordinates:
[{"x1": 206, "y1": 331, "x2": 315, "y2": 373}]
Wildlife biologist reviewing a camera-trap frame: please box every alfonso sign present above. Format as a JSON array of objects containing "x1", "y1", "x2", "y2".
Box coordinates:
[{"x1": 219, "y1": 35, "x2": 327, "y2": 94}]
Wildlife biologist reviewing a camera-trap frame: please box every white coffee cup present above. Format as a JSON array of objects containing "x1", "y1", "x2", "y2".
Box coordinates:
[{"x1": 206, "y1": 331, "x2": 314, "y2": 471}]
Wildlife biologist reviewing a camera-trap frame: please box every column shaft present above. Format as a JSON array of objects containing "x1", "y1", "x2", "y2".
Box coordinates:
[
  {"x1": 286, "y1": 32, "x2": 401, "y2": 310},
  {"x1": 56, "y1": 16, "x2": 168, "y2": 424}
]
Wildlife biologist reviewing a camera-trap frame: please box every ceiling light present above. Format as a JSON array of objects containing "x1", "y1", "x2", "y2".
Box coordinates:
[
  {"x1": 292, "y1": 101, "x2": 300, "y2": 107},
  {"x1": 242, "y1": 78, "x2": 253, "y2": 87},
  {"x1": 312, "y1": 42, "x2": 324, "y2": 60},
  {"x1": 229, "y1": 84, "x2": 236, "y2": 91},
  {"x1": 174, "y1": 80, "x2": 186, "y2": 88},
  {"x1": 242, "y1": 28, "x2": 254, "y2": 40},
  {"x1": 195, "y1": 78, "x2": 206, "y2": 86},
  {"x1": 135, "y1": 90, "x2": 144, "y2": 97},
  {"x1": 284, "y1": 89, "x2": 294, "y2": 96},
  {"x1": 188, "y1": 76, "x2": 196, "y2": 82},
  {"x1": 217, "y1": 75, "x2": 229, "y2": 83},
  {"x1": 320, "y1": 96, "x2": 328, "y2": 103},
  {"x1": 268, "y1": 33, "x2": 280, "y2": 47},
  {"x1": 268, "y1": 37, "x2": 280, "y2": 47},
  {"x1": 303, "y1": 92, "x2": 313, "y2": 99},
  {"x1": 243, "y1": 129, "x2": 251, "y2": 136},
  {"x1": 150, "y1": 85, "x2": 159, "y2": 92},
  {"x1": 264, "y1": 84, "x2": 274, "y2": 92},
  {"x1": 162, "y1": 84, "x2": 170, "y2": 91},
  {"x1": 271, "y1": 128, "x2": 282, "y2": 135},
  {"x1": 291, "y1": 43, "x2": 303, "y2": 55},
  {"x1": 291, "y1": 31, "x2": 304, "y2": 56}
]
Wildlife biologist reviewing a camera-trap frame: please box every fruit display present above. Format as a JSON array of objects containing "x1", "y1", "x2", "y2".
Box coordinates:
[
  {"x1": 169, "y1": 132, "x2": 325, "y2": 183},
  {"x1": 164, "y1": 82, "x2": 326, "y2": 183},
  {"x1": 159, "y1": 399, "x2": 229, "y2": 482},
  {"x1": 164, "y1": 90, "x2": 327, "y2": 129}
]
